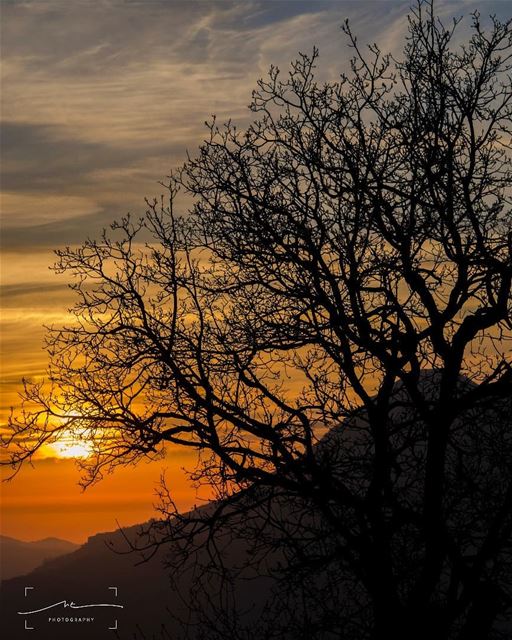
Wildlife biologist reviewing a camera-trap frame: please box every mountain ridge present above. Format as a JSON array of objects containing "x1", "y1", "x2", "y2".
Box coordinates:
[{"x1": 0, "y1": 535, "x2": 80, "y2": 581}]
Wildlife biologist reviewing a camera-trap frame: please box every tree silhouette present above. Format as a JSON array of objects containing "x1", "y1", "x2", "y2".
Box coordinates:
[{"x1": 3, "y1": 2, "x2": 512, "y2": 638}]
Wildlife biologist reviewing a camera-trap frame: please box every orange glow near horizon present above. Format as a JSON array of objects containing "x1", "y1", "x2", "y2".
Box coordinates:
[{"x1": 0, "y1": 448, "x2": 210, "y2": 544}]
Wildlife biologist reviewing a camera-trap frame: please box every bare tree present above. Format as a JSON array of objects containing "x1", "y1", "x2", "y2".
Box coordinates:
[{"x1": 4, "y1": 2, "x2": 512, "y2": 639}]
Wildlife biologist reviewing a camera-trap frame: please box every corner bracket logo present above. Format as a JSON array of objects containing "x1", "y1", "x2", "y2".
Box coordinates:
[{"x1": 19, "y1": 586, "x2": 124, "y2": 631}]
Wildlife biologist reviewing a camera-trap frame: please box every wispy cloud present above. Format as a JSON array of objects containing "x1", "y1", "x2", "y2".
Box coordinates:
[
  {"x1": 3, "y1": 1, "x2": 507, "y2": 247},
  {"x1": 2, "y1": 0, "x2": 509, "y2": 377}
]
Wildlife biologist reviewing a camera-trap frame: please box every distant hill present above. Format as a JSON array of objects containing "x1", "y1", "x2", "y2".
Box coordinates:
[{"x1": 0, "y1": 536, "x2": 80, "y2": 580}]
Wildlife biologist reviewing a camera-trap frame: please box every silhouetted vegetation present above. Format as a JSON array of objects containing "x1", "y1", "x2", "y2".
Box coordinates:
[{"x1": 4, "y1": 2, "x2": 512, "y2": 638}]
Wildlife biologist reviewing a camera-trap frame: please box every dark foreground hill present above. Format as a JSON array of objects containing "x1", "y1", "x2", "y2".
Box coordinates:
[
  {"x1": 0, "y1": 514, "x2": 273, "y2": 640},
  {"x1": 1, "y1": 523, "x2": 170, "y2": 640}
]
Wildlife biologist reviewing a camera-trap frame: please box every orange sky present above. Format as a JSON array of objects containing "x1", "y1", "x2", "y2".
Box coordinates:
[
  {"x1": 2, "y1": 0, "x2": 509, "y2": 545},
  {"x1": 0, "y1": 452, "x2": 206, "y2": 544}
]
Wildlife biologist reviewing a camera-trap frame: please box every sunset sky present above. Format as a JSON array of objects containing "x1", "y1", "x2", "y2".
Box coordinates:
[{"x1": 1, "y1": 0, "x2": 509, "y2": 544}]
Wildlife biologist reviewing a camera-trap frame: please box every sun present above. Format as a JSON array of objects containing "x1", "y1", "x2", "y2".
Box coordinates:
[{"x1": 47, "y1": 429, "x2": 94, "y2": 459}]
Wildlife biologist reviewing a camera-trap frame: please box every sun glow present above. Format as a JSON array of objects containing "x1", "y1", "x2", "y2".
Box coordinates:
[{"x1": 47, "y1": 430, "x2": 94, "y2": 459}]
